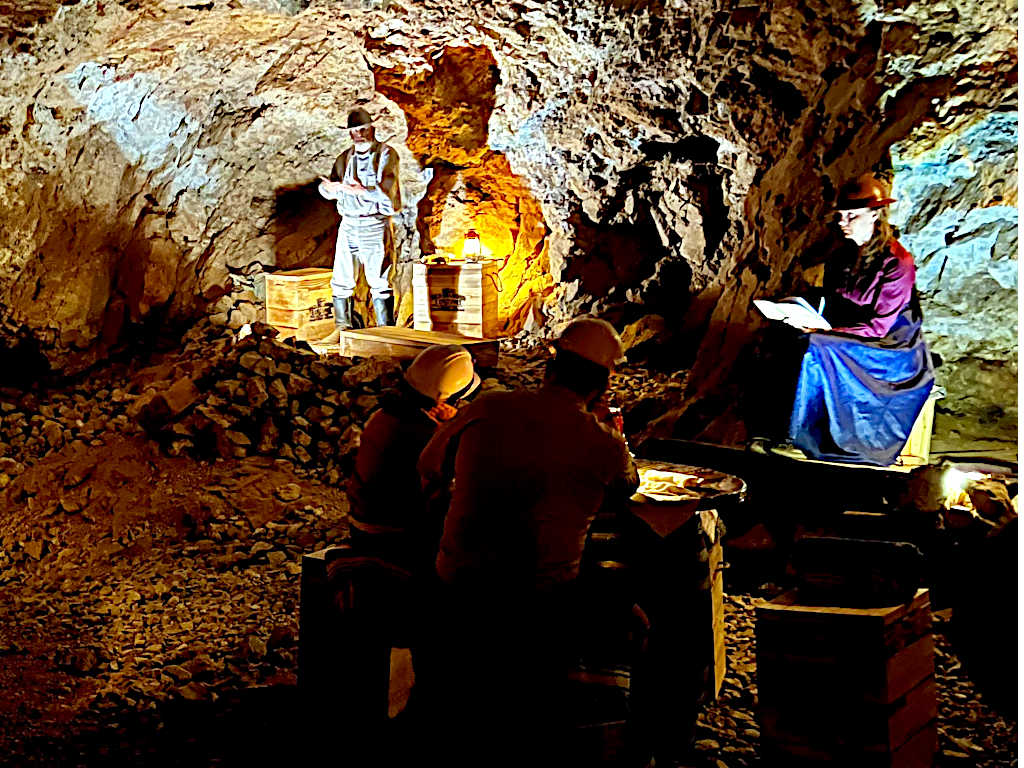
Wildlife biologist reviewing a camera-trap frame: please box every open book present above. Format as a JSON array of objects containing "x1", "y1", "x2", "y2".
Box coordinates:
[{"x1": 753, "y1": 296, "x2": 831, "y2": 331}]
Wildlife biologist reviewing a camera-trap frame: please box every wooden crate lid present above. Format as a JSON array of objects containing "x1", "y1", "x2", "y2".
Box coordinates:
[
  {"x1": 265, "y1": 267, "x2": 333, "y2": 283},
  {"x1": 755, "y1": 588, "x2": 930, "y2": 621},
  {"x1": 413, "y1": 259, "x2": 501, "y2": 273},
  {"x1": 328, "y1": 326, "x2": 499, "y2": 367},
  {"x1": 340, "y1": 326, "x2": 494, "y2": 345}
]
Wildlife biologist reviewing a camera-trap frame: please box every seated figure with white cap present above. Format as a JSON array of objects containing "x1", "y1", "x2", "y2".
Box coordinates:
[{"x1": 413, "y1": 317, "x2": 639, "y2": 767}]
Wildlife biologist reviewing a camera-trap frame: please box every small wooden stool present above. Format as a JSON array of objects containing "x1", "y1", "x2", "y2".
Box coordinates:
[{"x1": 755, "y1": 588, "x2": 936, "y2": 767}]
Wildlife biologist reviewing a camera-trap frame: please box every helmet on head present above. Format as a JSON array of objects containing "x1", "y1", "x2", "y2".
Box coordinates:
[
  {"x1": 404, "y1": 345, "x2": 481, "y2": 403},
  {"x1": 555, "y1": 317, "x2": 625, "y2": 371},
  {"x1": 837, "y1": 173, "x2": 896, "y2": 210},
  {"x1": 347, "y1": 108, "x2": 373, "y2": 129}
]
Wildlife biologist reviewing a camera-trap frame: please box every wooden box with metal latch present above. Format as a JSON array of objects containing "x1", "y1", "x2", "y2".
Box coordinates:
[
  {"x1": 412, "y1": 260, "x2": 502, "y2": 339},
  {"x1": 264, "y1": 268, "x2": 335, "y2": 341}
]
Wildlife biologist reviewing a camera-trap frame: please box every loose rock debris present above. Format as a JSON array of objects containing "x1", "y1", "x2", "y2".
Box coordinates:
[{"x1": 0, "y1": 320, "x2": 1016, "y2": 765}]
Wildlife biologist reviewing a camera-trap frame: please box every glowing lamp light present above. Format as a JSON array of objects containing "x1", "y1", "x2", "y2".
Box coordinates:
[
  {"x1": 462, "y1": 229, "x2": 481, "y2": 261},
  {"x1": 941, "y1": 467, "x2": 986, "y2": 509}
]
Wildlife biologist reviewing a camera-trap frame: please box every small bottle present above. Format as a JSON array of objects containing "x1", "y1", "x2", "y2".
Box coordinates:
[{"x1": 608, "y1": 405, "x2": 624, "y2": 435}]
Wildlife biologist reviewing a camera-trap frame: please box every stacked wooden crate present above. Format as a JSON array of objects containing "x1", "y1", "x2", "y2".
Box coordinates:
[
  {"x1": 412, "y1": 260, "x2": 501, "y2": 338},
  {"x1": 264, "y1": 268, "x2": 335, "y2": 342},
  {"x1": 755, "y1": 588, "x2": 936, "y2": 767}
]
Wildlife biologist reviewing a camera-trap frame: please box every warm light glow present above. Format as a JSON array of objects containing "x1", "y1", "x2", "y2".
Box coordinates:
[
  {"x1": 942, "y1": 467, "x2": 986, "y2": 509},
  {"x1": 462, "y1": 229, "x2": 481, "y2": 260}
]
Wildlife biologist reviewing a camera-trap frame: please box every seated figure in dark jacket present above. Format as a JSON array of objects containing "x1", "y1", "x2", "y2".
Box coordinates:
[{"x1": 347, "y1": 344, "x2": 480, "y2": 571}]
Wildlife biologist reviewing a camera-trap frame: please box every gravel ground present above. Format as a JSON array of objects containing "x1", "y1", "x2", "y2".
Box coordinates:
[{"x1": 0, "y1": 322, "x2": 1017, "y2": 766}]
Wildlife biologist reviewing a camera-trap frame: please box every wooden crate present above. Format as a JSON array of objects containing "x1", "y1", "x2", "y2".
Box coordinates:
[
  {"x1": 412, "y1": 260, "x2": 501, "y2": 339},
  {"x1": 322, "y1": 326, "x2": 499, "y2": 368},
  {"x1": 265, "y1": 268, "x2": 335, "y2": 341},
  {"x1": 755, "y1": 588, "x2": 936, "y2": 767}
]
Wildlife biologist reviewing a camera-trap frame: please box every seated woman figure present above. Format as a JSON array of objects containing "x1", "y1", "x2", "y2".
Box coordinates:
[{"x1": 786, "y1": 173, "x2": 935, "y2": 465}]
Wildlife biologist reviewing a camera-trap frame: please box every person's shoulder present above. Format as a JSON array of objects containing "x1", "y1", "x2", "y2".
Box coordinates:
[
  {"x1": 889, "y1": 238, "x2": 913, "y2": 264},
  {"x1": 333, "y1": 147, "x2": 353, "y2": 167},
  {"x1": 470, "y1": 389, "x2": 528, "y2": 410}
]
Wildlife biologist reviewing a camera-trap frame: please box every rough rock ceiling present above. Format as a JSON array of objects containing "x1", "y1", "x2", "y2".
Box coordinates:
[{"x1": 0, "y1": 0, "x2": 1016, "y2": 438}]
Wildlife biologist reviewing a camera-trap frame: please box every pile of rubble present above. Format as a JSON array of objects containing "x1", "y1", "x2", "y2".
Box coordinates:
[
  {"x1": 114, "y1": 320, "x2": 682, "y2": 483},
  {"x1": 124, "y1": 323, "x2": 393, "y2": 484}
]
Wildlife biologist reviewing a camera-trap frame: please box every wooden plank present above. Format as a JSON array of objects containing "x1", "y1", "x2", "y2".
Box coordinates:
[
  {"x1": 888, "y1": 677, "x2": 937, "y2": 753},
  {"x1": 266, "y1": 268, "x2": 333, "y2": 309},
  {"x1": 330, "y1": 327, "x2": 499, "y2": 367},
  {"x1": 891, "y1": 721, "x2": 937, "y2": 768},
  {"x1": 898, "y1": 396, "x2": 936, "y2": 467},
  {"x1": 709, "y1": 540, "x2": 726, "y2": 700},
  {"x1": 760, "y1": 676, "x2": 936, "y2": 754},
  {"x1": 343, "y1": 326, "x2": 490, "y2": 345},
  {"x1": 755, "y1": 589, "x2": 931, "y2": 656},
  {"x1": 758, "y1": 635, "x2": 934, "y2": 707},
  {"x1": 755, "y1": 606, "x2": 933, "y2": 666},
  {"x1": 266, "y1": 299, "x2": 335, "y2": 327}
]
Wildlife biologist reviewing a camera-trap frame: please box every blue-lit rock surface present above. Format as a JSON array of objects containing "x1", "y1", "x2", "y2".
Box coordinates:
[{"x1": 892, "y1": 111, "x2": 1018, "y2": 442}]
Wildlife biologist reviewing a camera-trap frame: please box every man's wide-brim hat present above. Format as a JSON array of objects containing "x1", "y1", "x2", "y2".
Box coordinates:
[
  {"x1": 347, "y1": 108, "x2": 373, "y2": 129},
  {"x1": 837, "y1": 173, "x2": 896, "y2": 210}
]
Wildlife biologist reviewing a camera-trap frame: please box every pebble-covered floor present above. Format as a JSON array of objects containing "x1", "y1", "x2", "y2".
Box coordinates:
[{"x1": 0, "y1": 323, "x2": 1017, "y2": 766}]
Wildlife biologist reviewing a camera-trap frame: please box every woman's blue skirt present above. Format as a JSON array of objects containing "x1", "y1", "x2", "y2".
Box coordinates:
[{"x1": 788, "y1": 314, "x2": 935, "y2": 465}]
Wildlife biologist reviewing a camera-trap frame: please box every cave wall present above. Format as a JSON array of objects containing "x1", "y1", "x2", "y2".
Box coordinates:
[
  {"x1": 0, "y1": 0, "x2": 1016, "y2": 439},
  {"x1": 891, "y1": 111, "x2": 1018, "y2": 440}
]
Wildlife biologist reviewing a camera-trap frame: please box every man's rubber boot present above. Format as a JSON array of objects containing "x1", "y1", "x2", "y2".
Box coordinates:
[
  {"x1": 372, "y1": 296, "x2": 394, "y2": 327},
  {"x1": 319, "y1": 296, "x2": 353, "y2": 344}
]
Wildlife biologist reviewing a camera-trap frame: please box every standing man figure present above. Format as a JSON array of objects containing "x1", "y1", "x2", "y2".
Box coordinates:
[{"x1": 317, "y1": 107, "x2": 402, "y2": 341}]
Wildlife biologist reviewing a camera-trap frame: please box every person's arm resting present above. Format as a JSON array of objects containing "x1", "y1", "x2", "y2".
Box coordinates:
[
  {"x1": 832, "y1": 258, "x2": 914, "y2": 338},
  {"x1": 607, "y1": 435, "x2": 640, "y2": 501}
]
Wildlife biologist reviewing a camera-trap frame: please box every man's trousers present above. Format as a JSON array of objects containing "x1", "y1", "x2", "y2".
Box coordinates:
[{"x1": 331, "y1": 215, "x2": 392, "y2": 300}]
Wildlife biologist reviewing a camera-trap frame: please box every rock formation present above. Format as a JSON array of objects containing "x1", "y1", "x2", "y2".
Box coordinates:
[
  {"x1": 892, "y1": 111, "x2": 1018, "y2": 440},
  {"x1": 0, "y1": 0, "x2": 1017, "y2": 441}
]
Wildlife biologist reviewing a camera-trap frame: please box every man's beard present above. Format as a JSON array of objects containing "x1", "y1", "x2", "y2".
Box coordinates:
[{"x1": 354, "y1": 141, "x2": 372, "y2": 152}]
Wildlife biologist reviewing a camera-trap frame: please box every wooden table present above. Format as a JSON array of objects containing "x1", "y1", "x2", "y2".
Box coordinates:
[{"x1": 580, "y1": 459, "x2": 746, "y2": 761}]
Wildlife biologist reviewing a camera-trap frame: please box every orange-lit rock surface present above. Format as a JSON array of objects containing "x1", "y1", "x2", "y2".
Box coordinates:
[{"x1": 0, "y1": 0, "x2": 1016, "y2": 436}]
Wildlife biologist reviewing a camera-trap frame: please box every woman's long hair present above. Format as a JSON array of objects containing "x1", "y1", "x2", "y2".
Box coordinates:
[{"x1": 836, "y1": 208, "x2": 893, "y2": 293}]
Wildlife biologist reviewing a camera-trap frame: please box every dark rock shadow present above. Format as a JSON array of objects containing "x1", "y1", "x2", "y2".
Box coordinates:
[{"x1": 270, "y1": 181, "x2": 338, "y2": 272}]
